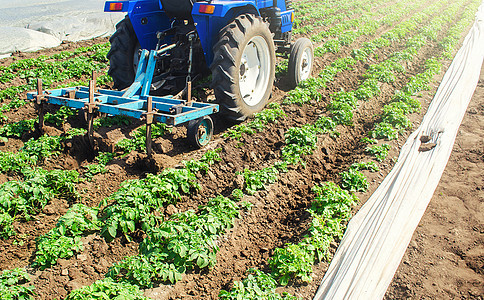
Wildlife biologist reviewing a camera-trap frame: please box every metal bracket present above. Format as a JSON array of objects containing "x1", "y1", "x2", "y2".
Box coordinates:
[
  {"x1": 84, "y1": 79, "x2": 99, "y2": 114},
  {"x1": 169, "y1": 103, "x2": 185, "y2": 115},
  {"x1": 186, "y1": 33, "x2": 195, "y2": 103},
  {"x1": 64, "y1": 89, "x2": 76, "y2": 99}
]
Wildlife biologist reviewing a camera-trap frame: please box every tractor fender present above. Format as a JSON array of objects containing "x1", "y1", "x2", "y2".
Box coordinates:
[
  {"x1": 106, "y1": 0, "x2": 171, "y2": 51},
  {"x1": 192, "y1": 1, "x2": 259, "y2": 65}
]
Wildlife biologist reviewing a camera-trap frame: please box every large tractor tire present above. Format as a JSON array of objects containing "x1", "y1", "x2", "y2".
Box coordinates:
[
  {"x1": 107, "y1": 16, "x2": 139, "y2": 90},
  {"x1": 211, "y1": 14, "x2": 276, "y2": 121}
]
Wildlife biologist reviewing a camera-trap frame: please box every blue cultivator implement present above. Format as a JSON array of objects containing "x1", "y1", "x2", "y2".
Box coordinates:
[{"x1": 28, "y1": 45, "x2": 218, "y2": 153}]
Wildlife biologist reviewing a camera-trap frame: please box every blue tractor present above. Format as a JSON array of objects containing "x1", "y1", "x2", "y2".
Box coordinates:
[{"x1": 104, "y1": 0, "x2": 314, "y2": 121}]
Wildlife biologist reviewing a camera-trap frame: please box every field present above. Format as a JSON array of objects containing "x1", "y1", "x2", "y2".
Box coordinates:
[{"x1": 0, "y1": 0, "x2": 482, "y2": 299}]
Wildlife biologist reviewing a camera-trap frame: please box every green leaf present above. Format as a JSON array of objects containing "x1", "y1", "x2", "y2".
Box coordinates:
[
  {"x1": 168, "y1": 270, "x2": 174, "y2": 284},
  {"x1": 179, "y1": 245, "x2": 187, "y2": 258},
  {"x1": 196, "y1": 255, "x2": 205, "y2": 268},
  {"x1": 174, "y1": 271, "x2": 182, "y2": 282},
  {"x1": 280, "y1": 275, "x2": 290, "y2": 286},
  {"x1": 208, "y1": 224, "x2": 216, "y2": 234},
  {"x1": 58, "y1": 225, "x2": 66, "y2": 236},
  {"x1": 108, "y1": 225, "x2": 117, "y2": 239},
  {"x1": 127, "y1": 221, "x2": 135, "y2": 232},
  {"x1": 189, "y1": 251, "x2": 199, "y2": 261}
]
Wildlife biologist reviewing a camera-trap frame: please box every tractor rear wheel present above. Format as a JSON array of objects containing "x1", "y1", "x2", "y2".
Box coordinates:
[
  {"x1": 107, "y1": 16, "x2": 140, "y2": 90},
  {"x1": 211, "y1": 14, "x2": 276, "y2": 121}
]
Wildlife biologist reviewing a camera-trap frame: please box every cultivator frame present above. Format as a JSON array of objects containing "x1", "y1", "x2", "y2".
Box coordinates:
[{"x1": 27, "y1": 45, "x2": 219, "y2": 154}]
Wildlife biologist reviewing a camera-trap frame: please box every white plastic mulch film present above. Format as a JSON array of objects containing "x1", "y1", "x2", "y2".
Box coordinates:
[
  {"x1": 0, "y1": 0, "x2": 124, "y2": 57},
  {"x1": 314, "y1": 3, "x2": 484, "y2": 300}
]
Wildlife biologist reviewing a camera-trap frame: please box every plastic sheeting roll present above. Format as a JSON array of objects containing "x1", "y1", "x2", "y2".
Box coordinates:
[
  {"x1": 27, "y1": 12, "x2": 123, "y2": 42},
  {"x1": 314, "y1": 2, "x2": 484, "y2": 299},
  {"x1": 0, "y1": 0, "x2": 124, "y2": 56},
  {"x1": 0, "y1": 27, "x2": 61, "y2": 56}
]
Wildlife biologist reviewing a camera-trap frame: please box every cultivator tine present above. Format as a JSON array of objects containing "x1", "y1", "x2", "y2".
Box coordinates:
[
  {"x1": 87, "y1": 114, "x2": 94, "y2": 147},
  {"x1": 145, "y1": 96, "x2": 154, "y2": 159},
  {"x1": 85, "y1": 80, "x2": 97, "y2": 148},
  {"x1": 35, "y1": 79, "x2": 45, "y2": 133},
  {"x1": 187, "y1": 80, "x2": 192, "y2": 103},
  {"x1": 91, "y1": 71, "x2": 97, "y2": 92}
]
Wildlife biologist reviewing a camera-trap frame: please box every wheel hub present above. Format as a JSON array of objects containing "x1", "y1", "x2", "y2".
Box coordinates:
[
  {"x1": 299, "y1": 49, "x2": 312, "y2": 81},
  {"x1": 238, "y1": 37, "x2": 271, "y2": 107},
  {"x1": 240, "y1": 62, "x2": 247, "y2": 77},
  {"x1": 302, "y1": 58, "x2": 308, "y2": 69},
  {"x1": 198, "y1": 126, "x2": 207, "y2": 139}
]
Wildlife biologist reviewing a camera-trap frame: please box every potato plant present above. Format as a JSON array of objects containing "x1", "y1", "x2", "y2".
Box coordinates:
[
  {"x1": 219, "y1": 269, "x2": 298, "y2": 299},
  {"x1": 0, "y1": 268, "x2": 35, "y2": 299},
  {"x1": 106, "y1": 195, "x2": 240, "y2": 287}
]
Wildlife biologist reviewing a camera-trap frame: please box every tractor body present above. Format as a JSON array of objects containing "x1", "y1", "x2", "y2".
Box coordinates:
[
  {"x1": 104, "y1": 0, "x2": 294, "y2": 65},
  {"x1": 103, "y1": 0, "x2": 312, "y2": 122}
]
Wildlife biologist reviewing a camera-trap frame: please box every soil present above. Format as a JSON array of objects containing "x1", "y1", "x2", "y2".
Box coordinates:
[{"x1": 0, "y1": 0, "x2": 482, "y2": 299}]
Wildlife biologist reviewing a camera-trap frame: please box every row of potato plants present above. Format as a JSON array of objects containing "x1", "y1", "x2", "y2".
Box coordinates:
[
  {"x1": 48, "y1": 82, "x2": 307, "y2": 297},
  {"x1": 276, "y1": 0, "x2": 410, "y2": 76},
  {"x1": 286, "y1": 0, "x2": 450, "y2": 105},
  {"x1": 35, "y1": 149, "x2": 221, "y2": 269},
  {"x1": 0, "y1": 43, "x2": 111, "y2": 123},
  {"x1": 311, "y1": 0, "x2": 425, "y2": 56},
  {"x1": 265, "y1": 2, "x2": 467, "y2": 281},
  {"x1": 0, "y1": 43, "x2": 220, "y2": 294},
  {"x1": 218, "y1": 0, "x2": 479, "y2": 297},
  {"x1": 231, "y1": 0, "x2": 426, "y2": 138},
  {"x1": 1, "y1": 146, "x2": 227, "y2": 298},
  {"x1": 61, "y1": 152, "x2": 250, "y2": 298},
  {"x1": 324, "y1": 0, "x2": 470, "y2": 160},
  {"x1": 292, "y1": 0, "x2": 387, "y2": 36},
  {"x1": 235, "y1": 0, "x2": 440, "y2": 142},
  {"x1": 0, "y1": 130, "x2": 86, "y2": 298},
  {"x1": 0, "y1": 134, "x2": 81, "y2": 238},
  {"x1": 0, "y1": 43, "x2": 114, "y2": 217},
  {"x1": 365, "y1": 0, "x2": 482, "y2": 147},
  {"x1": 284, "y1": 0, "x2": 465, "y2": 161},
  {"x1": 0, "y1": 41, "x2": 133, "y2": 241}
]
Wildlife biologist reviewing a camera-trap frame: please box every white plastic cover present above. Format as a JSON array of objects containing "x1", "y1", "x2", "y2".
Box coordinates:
[
  {"x1": 314, "y1": 2, "x2": 484, "y2": 299},
  {"x1": 0, "y1": 27, "x2": 61, "y2": 57},
  {"x1": 0, "y1": 0, "x2": 124, "y2": 56}
]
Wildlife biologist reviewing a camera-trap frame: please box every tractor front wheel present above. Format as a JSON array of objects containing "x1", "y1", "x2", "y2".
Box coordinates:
[
  {"x1": 107, "y1": 16, "x2": 140, "y2": 90},
  {"x1": 211, "y1": 14, "x2": 276, "y2": 121},
  {"x1": 288, "y1": 38, "x2": 314, "y2": 88}
]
